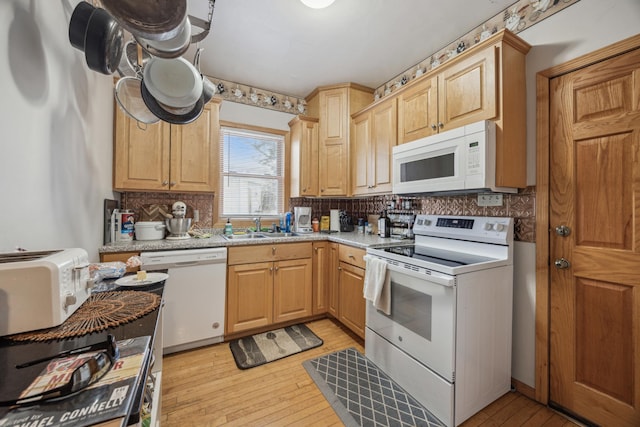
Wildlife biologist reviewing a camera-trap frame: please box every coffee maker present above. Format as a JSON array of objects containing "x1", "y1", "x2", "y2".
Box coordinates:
[{"x1": 294, "y1": 207, "x2": 312, "y2": 233}]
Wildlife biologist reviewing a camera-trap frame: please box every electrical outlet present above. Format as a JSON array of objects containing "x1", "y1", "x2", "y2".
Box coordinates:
[
  {"x1": 477, "y1": 193, "x2": 503, "y2": 207},
  {"x1": 193, "y1": 209, "x2": 200, "y2": 222}
]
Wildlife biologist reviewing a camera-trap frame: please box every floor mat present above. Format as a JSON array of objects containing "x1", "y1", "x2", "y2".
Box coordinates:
[
  {"x1": 229, "y1": 324, "x2": 323, "y2": 369},
  {"x1": 303, "y1": 347, "x2": 446, "y2": 427}
]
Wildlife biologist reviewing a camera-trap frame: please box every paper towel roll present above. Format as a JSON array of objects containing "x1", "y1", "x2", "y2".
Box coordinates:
[{"x1": 330, "y1": 209, "x2": 340, "y2": 232}]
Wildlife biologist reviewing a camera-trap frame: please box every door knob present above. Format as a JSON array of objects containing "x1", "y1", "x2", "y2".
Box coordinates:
[
  {"x1": 554, "y1": 258, "x2": 571, "y2": 269},
  {"x1": 555, "y1": 225, "x2": 571, "y2": 237}
]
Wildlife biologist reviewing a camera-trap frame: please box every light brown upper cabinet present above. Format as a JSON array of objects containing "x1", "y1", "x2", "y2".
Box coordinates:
[
  {"x1": 289, "y1": 116, "x2": 319, "y2": 197},
  {"x1": 396, "y1": 29, "x2": 530, "y2": 147},
  {"x1": 113, "y1": 98, "x2": 221, "y2": 192},
  {"x1": 305, "y1": 84, "x2": 374, "y2": 197},
  {"x1": 351, "y1": 98, "x2": 397, "y2": 195}
]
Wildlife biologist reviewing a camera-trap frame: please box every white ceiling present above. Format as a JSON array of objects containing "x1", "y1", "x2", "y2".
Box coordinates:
[{"x1": 185, "y1": 0, "x2": 517, "y2": 98}]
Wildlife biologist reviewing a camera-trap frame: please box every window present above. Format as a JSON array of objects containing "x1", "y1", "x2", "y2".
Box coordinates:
[{"x1": 219, "y1": 125, "x2": 285, "y2": 221}]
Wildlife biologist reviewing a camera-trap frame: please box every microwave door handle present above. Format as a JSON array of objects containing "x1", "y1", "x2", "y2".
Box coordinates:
[{"x1": 383, "y1": 261, "x2": 455, "y2": 287}]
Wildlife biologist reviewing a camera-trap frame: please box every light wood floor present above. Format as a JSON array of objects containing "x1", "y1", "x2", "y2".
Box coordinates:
[{"x1": 160, "y1": 318, "x2": 579, "y2": 427}]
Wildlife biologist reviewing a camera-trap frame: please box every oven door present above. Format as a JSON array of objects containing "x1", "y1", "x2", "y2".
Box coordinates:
[{"x1": 366, "y1": 260, "x2": 456, "y2": 382}]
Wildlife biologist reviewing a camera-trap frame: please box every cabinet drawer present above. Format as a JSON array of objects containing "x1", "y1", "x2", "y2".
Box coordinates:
[
  {"x1": 338, "y1": 245, "x2": 366, "y2": 269},
  {"x1": 228, "y1": 242, "x2": 312, "y2": 265}
]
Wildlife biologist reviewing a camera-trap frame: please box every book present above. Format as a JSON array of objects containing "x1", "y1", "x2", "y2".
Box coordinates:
[{"x1": 0, "y1": 336, "x2": 151, "y2": 427}]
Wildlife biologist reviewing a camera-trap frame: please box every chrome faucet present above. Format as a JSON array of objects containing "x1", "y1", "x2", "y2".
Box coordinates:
[{"x1": 253, "y1": 217, "x2": 261, "y2": 232}]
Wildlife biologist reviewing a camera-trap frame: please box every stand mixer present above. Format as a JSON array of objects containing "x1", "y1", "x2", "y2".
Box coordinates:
[{"x1": 165, "y1": 201, "x2": 192, "y2": 240}]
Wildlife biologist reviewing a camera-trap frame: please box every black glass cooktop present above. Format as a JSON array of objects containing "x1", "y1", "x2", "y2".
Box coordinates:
[{"x1": 380, "y1": 245, "x2": 495, "y2": 267}]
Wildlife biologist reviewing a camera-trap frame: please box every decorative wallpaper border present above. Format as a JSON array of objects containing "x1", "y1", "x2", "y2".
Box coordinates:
[
  {"x1": 204, "y1": 75, "x2": 308, "y2": 115},
  {"x1": 375, "y1": 0, "x2": 580, "y2": 99},
  {"x1": 207, "y1": 0, "x2": 580, "y2": 111}
]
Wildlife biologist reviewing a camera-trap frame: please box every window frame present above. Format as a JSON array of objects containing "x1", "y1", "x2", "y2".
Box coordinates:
[{"x1": 214, "y1": 121, "x2": 290, "y2": 228}]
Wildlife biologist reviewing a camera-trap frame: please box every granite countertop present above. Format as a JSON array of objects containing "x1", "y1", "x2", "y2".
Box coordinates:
[{"x1": 99, "y1": 231, "x2": 410, "y2": 253}]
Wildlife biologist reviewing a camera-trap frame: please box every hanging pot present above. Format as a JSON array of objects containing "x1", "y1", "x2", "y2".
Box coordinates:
[
  {"x1": 140, "y1": 80, "x2": 204, "y2": 125},
  {"x1": 101, "y1": 0, "x2": 187, "y2": 42},
  {"x1": 83, "y1": 8, "x2": 124, "y2": 75},
  {"x1": 193, "y1": 48, "x2": 215, "y2": 104},
  {"x1": 135, "y1": 16, "x2": 192, "y2": 59},
  {"x1": 142, "y1": 57, "x2": 203, "y2": 109},
  {"x1": 115, "y1": 76, "x2": 160, "y2": 124},
  {"x1": 68, "y1": 1, "x2": 95, "y2": 51}
]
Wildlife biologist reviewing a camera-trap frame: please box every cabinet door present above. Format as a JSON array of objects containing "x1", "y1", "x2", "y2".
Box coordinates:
[
  {"x1": 370, "y1": 99, "x2": 397, "y2": 193},
  {"x1": 351, "y1": 111, "x2": 370, "y2": 196},
  {"x1": 226, "y1": 262, "x2": 273, "y2": 334},
  {"x1": 327, "y1": 243, "x2": 340, "y2": 318},
  {"x1": 290, "y1": 117, "x2": 319, "y2": 197},
  {"x1": 438, "y1": 46, "x2": 497, "y2": 131},
  {"x1": 319, "y1": 88, "x2": 349, "y2": 196},
  {"x1": 312, "y1": 242, "x2": 329, "y2": 315},
  {"x1": 397, "y1": 76, "x2": 438, "y2": 144},
  {"x1": 113, "y1": 107, "x2": 171, "y2": 191},
  {"x1": 169, "y1": 102, "x2": 219, "y2": 192},
  {"x1": 339, "y1": 262, "x2": 366, "y2": 339},
  {"x1": 273, "y1": 258, "x2": 313, "y2": 323}
]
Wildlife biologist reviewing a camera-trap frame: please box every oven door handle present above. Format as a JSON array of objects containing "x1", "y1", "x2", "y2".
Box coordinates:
[{"x1": 384, "y1": 261, "x2": 455, "y2": 287}]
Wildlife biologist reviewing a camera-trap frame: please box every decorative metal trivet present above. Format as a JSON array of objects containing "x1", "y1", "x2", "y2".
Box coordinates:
[{"x1": 7, "y1": 291, "x2": 161, "y2": 342}]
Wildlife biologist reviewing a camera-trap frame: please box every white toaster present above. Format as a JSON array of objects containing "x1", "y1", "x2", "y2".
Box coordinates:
[{"x1": 0, "y1": 248, "x2": 91, "y2": 336}]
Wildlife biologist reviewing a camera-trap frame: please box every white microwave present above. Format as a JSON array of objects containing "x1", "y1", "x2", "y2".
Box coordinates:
[{"x1": 392, "y1": 120, "x2": 517, "y2": 194}]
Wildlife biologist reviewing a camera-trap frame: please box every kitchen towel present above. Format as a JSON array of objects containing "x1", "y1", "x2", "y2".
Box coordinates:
[{"x1": 363, "y1": 255, "x2": 390, "y2": 315}]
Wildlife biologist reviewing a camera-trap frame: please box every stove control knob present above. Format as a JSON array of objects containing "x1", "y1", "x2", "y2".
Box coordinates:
[
  {"x1": 494, "y1": 223, "x2": 506, "y2": 232},
  {"x1": 484, "y1": 222, "x2": 494, "y2": 231}
]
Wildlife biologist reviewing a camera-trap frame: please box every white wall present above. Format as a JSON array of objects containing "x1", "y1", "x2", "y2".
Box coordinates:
[
  {"x1": 509, "y1": 0, "x2": 640, "y2": 387},
  {"x1": 0, "y1": 0, "x2": 115, "y2": 261}
]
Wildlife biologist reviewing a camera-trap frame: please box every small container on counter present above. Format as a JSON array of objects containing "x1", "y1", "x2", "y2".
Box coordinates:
[
  {"x1": 312, "y1": 217, "x2": 320, "y2": 232},
  {"x1": 357, "y1": 218, "x2": 365, "y2": 234}
]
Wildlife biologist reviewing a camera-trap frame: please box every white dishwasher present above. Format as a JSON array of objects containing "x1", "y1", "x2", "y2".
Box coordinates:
[{"x1": 140, "y1": 248, "x2": 227, "y2": 355}]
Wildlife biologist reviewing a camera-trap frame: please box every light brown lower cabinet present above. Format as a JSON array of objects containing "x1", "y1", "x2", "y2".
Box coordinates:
[
  {"x1": 226, "y1": 243, "x2": 313, "y2": 335},
  {"x1": 312, "y1": 242, "x2": 329, "y2": 315},
  {"x1": 327, "y1": 244, "x2": 366, "y2": 339}
]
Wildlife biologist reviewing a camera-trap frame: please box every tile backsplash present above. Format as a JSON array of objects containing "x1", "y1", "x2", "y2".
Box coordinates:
[{"x1": 121, "y1": 187, "x2": 536, "y2": 243}]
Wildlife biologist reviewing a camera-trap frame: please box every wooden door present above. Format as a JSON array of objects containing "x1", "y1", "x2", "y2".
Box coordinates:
[
  {"x1": 549, "y1": 48, "x2": 640, "y2": 427},
  {"x1": 273, "y1": 258, "x2": 313, "y2": 323},
  {"x1": 397, "y1": 76, "x2": 438, "y2": 144},
  {"x1": 351, "y1": 111, "x2": 370, "y2": 195},
  {"x1": 327, "y1": 243, "x2": 340, "y2": 318},
  {"x1": 170, "y1": 102, "x2": 218, "y2": 192},
  {"x1": 339, "y1": 262, "x2": 366, "y2": 339},
  {"x1": 438, "y1": 46, "x2": 497, "y2": 132},
  {"x1": 113, "y1": 107, "x2": 170, "y2": 191},
  {"x1": 312, "y1": 242, "x2": 329, "y2": 315},
  {"x1": 226, "y1": 262, "x2": 273, "y2": 334},
  {"x1": 370, "y1": 98, "x2": 397, "y2": 193}
]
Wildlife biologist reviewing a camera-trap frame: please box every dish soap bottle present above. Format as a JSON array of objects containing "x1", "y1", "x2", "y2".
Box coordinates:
[{"x1": 224, "y1": 218, "x2": 233, "y2": 236}]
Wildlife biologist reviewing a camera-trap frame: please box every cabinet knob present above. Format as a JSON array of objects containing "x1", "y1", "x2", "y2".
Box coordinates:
[
  {"x1": 438, "y1": 122, "x2": 444, "y2": 129},
  {"x1": 431, "y1": 124, "x2": 437, "y2": 130},
  {"x1": 338, "y1": 266, "x2": 342, "y2": 271},
  {"x1": 314, "y1": 247, "x2": 318, "y2": 252},
  {"x1": 170, "y1": 181, "x2": 176, "y2": 186},
  {"x1": 162, "y1": 180, "x2": 169, "y2": 186},
  {"x1": 321, "y1": 188, "x2": 325, "y2": 192},
  {"x1": 272, "y1": 247, "x2": 276, "y2": 255},
  {"x1": 275, "y1": 266, "x2": 279, "y2": 271}
]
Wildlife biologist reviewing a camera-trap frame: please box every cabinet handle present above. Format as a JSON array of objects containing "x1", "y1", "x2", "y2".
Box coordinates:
[
  {"x1": 438, "y1": 122, "x2": 444, "y2": 129},
  {"x1": 170, "y1": 181, "x2": 176, "y2": 186},
  {"x1": 431, "y1": 124, "x2": 437, "y2": 130},
  {"x1": 314, "y1": 247, "x2": 318, "y2": 252},
  {"x1": 338, "y1": 266, "x2": 342, "y2": 270},
  {"x1": 275, "y1": 266, "x2": 279, "y2": 271},
  {"x1": 270, "y1": 267, "x2": 273, "y2": 272},
  {"x1": 272, "y1": 247, "x2": 276, "y2": 255},
  {"x1": 321, "y1": 188, "x2": 325, "y2": 192},
  {"x1": 348, "y1": 254, "x2": 355, "y2": 259},
  {"x1": 162, "y1": 180, "x2": 169, "y2": 186}
]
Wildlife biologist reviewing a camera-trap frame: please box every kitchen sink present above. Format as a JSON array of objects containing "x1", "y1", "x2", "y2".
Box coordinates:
[
  {"x1": 263, "y1": 232, "x2": 300, "y2": 238},
  {"x1": 222, "y1": 233, "x2": 267, "y2": 240}
]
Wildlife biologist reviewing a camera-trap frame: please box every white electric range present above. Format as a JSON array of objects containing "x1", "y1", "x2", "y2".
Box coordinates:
[{"x1": 365, "y1": 214, "x2": 514, "y2": 427}]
